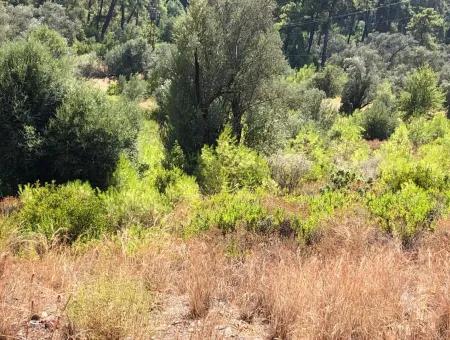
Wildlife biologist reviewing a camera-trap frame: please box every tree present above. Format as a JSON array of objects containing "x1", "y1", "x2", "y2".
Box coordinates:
[
  {"x1": 162, "y1": 0, "x2": 286, "y2": 158},
  {"x1": 0, "y1": 40, "x2": 67, "y2": 195},
  {"x1": 407, "y1": 8, "x2": 444, "y2": 48},
  {"x1": 399, "y1": 66, "x2": 445, "y2": 118}
]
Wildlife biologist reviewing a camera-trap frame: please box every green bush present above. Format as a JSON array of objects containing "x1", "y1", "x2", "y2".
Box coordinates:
[
  {"x1": 105, "y1": 38, "x2": 153, "y2": 77},
  {"x1": 311, "y1": 64, "x2": 347, "y2": 98},
  {"x1": 361, "y1": 83, "x2": 398, "y2": 140},
  {"x1": 368, "y1": 182, "x2": 435, "y2": 242},
  {"x1": 45, "y1": 83, "x2": 141, "y2": 189},
  {"x1": 122, "y1": 74, "x2": 148, "y2": 101},
  {"x1": 399, "y1": 66, "x2": 444, "y2": 119},
  {"x1": 27, "y1": 26, "x2": 68, "y2": 58},
  {"x1": 0, "y1": 39, "x2": 68, "y2": 196},
  {"x1": 187, "y1": 190, "x2": 271, "y2": 235},
  {"x1": 269, "y1": 153, "x2": 312, "y2": 193},
  {"x1": 17, "y1": 181, "x2": 109, "y2": 244},
  {"x1": 198, "y1": 126, "x2": 270, "y2": 194},
  {"x1": 68, "y1": 277, "x2": 151, "y2": 339}
]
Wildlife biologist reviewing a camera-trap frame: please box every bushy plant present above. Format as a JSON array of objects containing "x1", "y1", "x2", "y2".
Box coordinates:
[
  {"x1": 68, "y1": 277, "x2": 152, "y2": 339},
  {"x1": 0, "y1": 39, "x2": 67, "y2": 196},
  {"x1": 408, "y1": 113, "x2": 450, "y2": 146},
  {"x1": 17, "y1": 181, "x2": 109, "y2": 244},
  {"x1": 311, "y1": 64, "x2": 347, "y2": 98},
  {"x1": 105, "y1": 38, "x2": 153, "y2": 77},
  {"x1": 45, "y1": 83, "x2": 141, "y2": 189},
  {"x1": 399, "y1": 66, "x2": 444, "y2": 119},
  {"x1": 269, "y1": 153, "x2": 312, "y2": 193},
  {"x1": 289, "y1": 125, "x2": 332, "y2": 180},
  {"x1": 368, "y1": 182, "x2": 435, "y2": 242},
  {"x1": 187, "y1": 190, "x2": 271, "y2": 235},
  {"x1": 27, "y1": 26, "x2": 68, "y2": 58},
  {"x1": 361, "y1": 82, "x2": 398, "y2": 140},
  {"x1": 122, "y1": 74, "x2": 148, "y2": 101},
  {"x1": 198, "y1": 126, "x2": 270, "y2": 194}
]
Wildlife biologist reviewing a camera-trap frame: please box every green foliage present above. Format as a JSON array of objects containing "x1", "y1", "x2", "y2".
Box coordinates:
[
  {"x1": 187, "y1": 190, "x2": 271, "y2": 235},
  {"x1": 68, "y1": 277, "x2": 151, "y2": 339},
  {"x1": 269, "y1": 153, "x2": 312, "y2": 193},
  {"x1": 105, "y1": 38, "x2": 153, "y2": 77},
  {"x1": 289, "y1": 125, "x2": 332, "y2": 180},
  {"x1": 311, "y1": 64, "x2": 347, "y2": 98},
  {"x1": 17, "y1": 181, "x2": 109, "y2": 244},
  {"x1": 368, "y1": 182, "x2": 435, "y2": 242},
  {"x1": 399, "y1": 66, "x2": 444, "y2": 119},
  {"x1": 407, "y1": 8, "x2": 444, "y2": 49},
  {"x1": 45, "y1": 83, "x2": 141, "y2": 189},
  {"x1": 28, "y1": 26, "x2": 68, "y2": 58},
  {"x1": 198, "y1": 127, "x2": 270, "y2": 194},
  {"x1": 0, "y1": 39, "x2": 67, "y2": 196},
  {"x1": 340, "y1": 50, "x2": 381, "y2": 114},
  {"x1": 360, "y1": 82, "x2": 398, "y2": 140},
  {"x1": 121, "y1": 74, "x2": 148, "y2": 101}
]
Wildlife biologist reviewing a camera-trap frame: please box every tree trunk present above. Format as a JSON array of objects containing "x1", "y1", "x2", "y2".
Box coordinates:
[
  {"x1": 100, "y1": 0, "x2": 117, "y2": 40},
  {"x1": 361, "y1": 11, "x2": 370, "y2": 42},
  {"x1": 307, "y1": 13, "x2": 317, "y2": 53},
  {"x1": 347, "y1": 14, "x2": 355, "y2": 44},
  {"x1": 231, "y1": 99, "x2": 243, "y2": 142},
  {"x1": 120, "y1": 1, "x2": 125, "y2": 29},
  {"x1": 96, "y1": 0, "x2": 104, "y2": 33},
  {"x1": 87, "y1": 0, "x2": 93, "y2": 23},
  {"x1": 321, "y1": 2, "x2": 336, "y2": 68}
]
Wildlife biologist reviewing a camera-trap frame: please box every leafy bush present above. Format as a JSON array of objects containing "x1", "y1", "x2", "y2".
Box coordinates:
[
  {"x1": 311, "y1": 64, "x2": 347, "y2": 98},
  {"x1": 17, "y1": 182, "x2": 109, "y2": 244},
  {"x1": 105, "y1": 38, "x2": 153, "y2": 77},
  {"x1": 74, "y1": 52, "x2": 106, "y2": 78},
  {"x1": 68, "y1": 277, "x2": 152, "y2": 339},
  {"x1": 269, "y1": 153, "x2": 312, "y2": 193},
  {"x1": 399, "y1": 66, "x2": 444, "y2": 119},
  {"x1": 198, "y1": 126, "x2": 270, "y2": 194},
  {"x1": 0, "y1": 39, "x2": 67, "y2": 196},
  {"x1": 289, "y1": 125, "x2": 332, "y2": 180},
  {"x1": 187, "y1": 191, "x2": 271, "y2": 235},
  {"x1": 408, "y1": 113, "x2": 450, "y2": 146},
  {"x1": 361, "y1": 83, "x2": 398, "y2": 140},
  {"x1": 368, "y1": 182, "x2": 435, "y2": 242},
  {"x1": 28, "y1": 26, "x2": 68, "y2": 58},
  {"x1": 122, "y1": 74, "x2": 148, "y2": 101},
  {"x1": 45, "y1": 83, "x2": 141, "y2": 189}
]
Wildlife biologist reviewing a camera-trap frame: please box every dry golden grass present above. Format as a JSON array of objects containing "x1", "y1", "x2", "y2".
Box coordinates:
[{"x1": 3, "y1": 215, "x2": 450, "y2": 339}]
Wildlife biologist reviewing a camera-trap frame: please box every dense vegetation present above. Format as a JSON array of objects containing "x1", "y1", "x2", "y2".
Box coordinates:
[{"x1": 1, "y1": 0, "x2": 450, "y2": 338}]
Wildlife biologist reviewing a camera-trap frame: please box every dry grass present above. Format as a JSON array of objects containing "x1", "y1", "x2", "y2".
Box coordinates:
[{"x1": 3, "y1": 215, "x2": 450, "y2": 339}]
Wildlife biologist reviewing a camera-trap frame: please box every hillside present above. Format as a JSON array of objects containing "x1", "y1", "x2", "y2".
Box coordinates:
[{"x1": 1, "y1": 0, "x2": 450, "y2": 339}]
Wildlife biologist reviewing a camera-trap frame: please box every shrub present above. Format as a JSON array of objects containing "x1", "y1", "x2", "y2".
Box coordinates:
[
  {"x1": 361, "y1": 82, "x2": 398, "y2": 140},
  {"x1": 289, "y1": 125, "x2": 332, "y2": 180},
  {"x1": 45, "y1": 83, "x2": 141, "y2": 189},
  {"x1": 269, "y1": 153, "x2": 312, "y2": 193},
  {"x1": 17, "y1": 181, "x2": 108, "y2": 244},
  {"x1": 187, "y1": 191, "x2": 271, "y2": 235},
  {"x1": 122, "y1": 74, "x2": 148, "y2": 101},
  {"x1": 408, "y1": 113, "x2": 450, "y2": 146},
  {"x1": 198, "y1": 126, "x2": 270, "y2": 194},
  {"x1": 74, "y1": 52, "x2": 106, "y2": 78},
  {"x1": 67, "y1": 277, "x2": 152, "y2": 339},
  {"x1": 399, "y1": 66, "x2": 444, "y2": 119},
  {"x1": 368, "y1": 182, "x2": 435, "y2": 242},
  {"x1": 0, "y1": 39, "x2": 67, "y2": 196},
  {"x1": 27, "y1": 26, "x2": 68, "y2": 58},
  {"x1": 311, "y1": 64, "x2": 347, "y2": 98},
  {"x1": 105, "y1": 38, "x2": 153, "y2": 77}
]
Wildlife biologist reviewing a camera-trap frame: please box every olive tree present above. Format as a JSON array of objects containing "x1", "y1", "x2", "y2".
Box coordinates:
[{"x1": 162, "y1": 0, "x2": 287, "y2": 157}]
